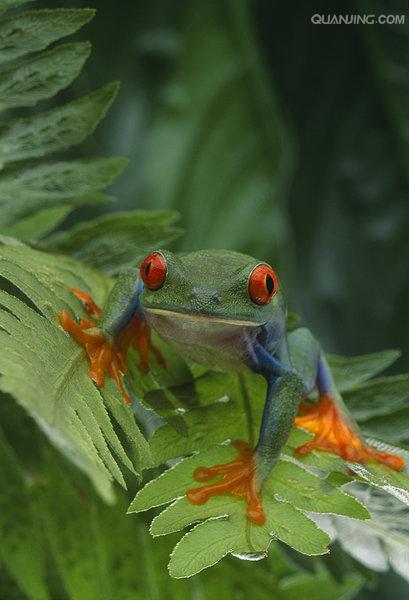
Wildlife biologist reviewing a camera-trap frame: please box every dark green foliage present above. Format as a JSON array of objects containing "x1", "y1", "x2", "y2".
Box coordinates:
[
  {"x1": 0, "y1": 412, "x2": 365, "y2": 599},
  {"x1": 0, "y1": 4, "x2": 121, "y2": 242},
  {"x1": 0, "y1": 0, "x2": 408, "y2": 598},
  {"x1": 43, "y1": 210, "x2": 182, "y2": 274},
  {"x1": 0, "y1": 0, "x2": 183, "y2": 274}
]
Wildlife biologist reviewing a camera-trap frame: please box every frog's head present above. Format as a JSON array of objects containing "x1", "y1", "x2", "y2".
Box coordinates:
[{"x1": 139, "y1": 249, "x2": 285, "y2": 327}]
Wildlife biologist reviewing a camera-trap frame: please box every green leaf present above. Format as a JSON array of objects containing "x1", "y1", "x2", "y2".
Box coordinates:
[
  {"x1": 148, "y1": 363, "x2": 409, "y2": 471},
  {"x1": 128, "y1": 334, "x2": 194, "y2": 399},
  {"x1": 168, "y1": 500, "x2": 329, "y2": 579},
  {"x1": 0, "y1": 205, "x2": 71, "y2": 241},
  {"x1": 265, "y1": 460, "x2": 369, "y2": 519},
  {"x1": 0, "y1": 564, "x2": 27, "y2": 600},
  {"x1": 0, "y1": 392, "x2": 367, "y2": 597},
  {"x1": 324, "y1": 484, "x2": 409, "y2": 583},
  {"x1": 361, "y1": 406, "x2": 409, "y2": 444},
  {"x1": 344, "y1": 375, "x2": 409, "y2": 421},
  {"x1": 102, "y1": 384, "x2": 152, "y2": 477},
  {"x1": 0, "y1": 41, "x2": 91, "y2": 112},
  {"x1": 39, "y1": 449, "x2": 139, "y2": 600},
  {"x1": 43, "y1": 210, "x2": 183, "y2": 274},
  {"x1": 0, "y1": 242, "x2": 151, "y2": 500},
  {"x1": 129, "y1": 441, "x2": 371, "y2": 576},
  {"x1": 349, "y1": 458, "x2": 409, "y2": 506},
  {"x1": 0, "y1": 157, "x2": 127, "y2": 229},
  {"x1": 41, "y1": 492, "x2": 104, "y2": 599},
  {"x1": 287, "y1": 430, "x2": 409, "y2": 506},
  {"x1": 0, "y1": 8, "x2": 95, "y2": 63},
  {"x1": 149, "y1": 392, "x2": 247, "y2": 466},
  {"x1": 134, "y1": 446, "x2": 367, "y2": 522},
  {"x1": 0, "y1": 0, "x2": 34, "y2": 16},
  {"x1": 0, "y1": 82, "x2": 119, "y2": 165},
  {"x1": 280, "y1": 568, "x2": 363, "y2": 600},
  {"x1": 284, "y1": 428, "x2": 347, "y2": 474},
  {"x1": 0, "y1": 429, "x2": 49, "y2": 600},
  {"x1": 126, "y1": 335, "x2": 194, "y2": 436},
  {"x1": 327, "y1": 350, "x2": 401, "y2": 392},
  {"x1": 147, "y1": 371, "x2": 266, "y2": 466}
]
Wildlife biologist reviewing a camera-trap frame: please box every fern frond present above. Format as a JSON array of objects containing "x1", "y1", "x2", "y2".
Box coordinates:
[
  {"x1": 0, "y1": 158, "x2": 127, "y2": 230},
  {"x1": 0, "y1": 82, "x2": 119, "y2": 164},
  {"x1": 0, "y1": 4, "x2": 125, "y2": 242},
  {"x1": 0, "y1": 8, "x2": 95, "y2": 62},
  {"x1": 43, "y1": 210, "x2": 183, "y2": 274},
  {"x1": 0, "y1": 241, "x2": 151, "y2": 500},
  {"x1": 0, "y1": 41, "x2": 91, "y2": 111},
  {"x1": 0, "y1": 3, "x2": 183, "y2": 268}
]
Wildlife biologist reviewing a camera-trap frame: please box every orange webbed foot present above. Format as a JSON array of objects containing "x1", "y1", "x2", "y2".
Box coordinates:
[
  {"x1": 60, "y1": 288, "x2": 166, "y2": 405},
  {"x1": 294, "y1": 394, "x2": 404, "y2": 470},
  {"x1": 60, "y1": 289, "x2": 131, "y2": 404},
  {"x1": 186, "y1": 441, "x2": 266, "y2": 525}
]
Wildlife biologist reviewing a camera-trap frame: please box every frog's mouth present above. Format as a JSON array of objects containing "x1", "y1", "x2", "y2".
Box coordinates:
[{"x1": 144, "y1": 307, "x2": 261, "y2": 328}]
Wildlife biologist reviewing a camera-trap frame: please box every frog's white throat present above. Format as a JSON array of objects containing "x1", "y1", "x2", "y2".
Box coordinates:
[
  {"x1": 144, "y1": 307, "x2": 260, "y2": 328},
  {"x1": 144, "y1": 307, "x2": 261, "y2": 371}
]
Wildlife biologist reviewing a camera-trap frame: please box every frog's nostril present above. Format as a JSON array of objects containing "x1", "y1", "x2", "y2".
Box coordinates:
[
  {"x1": 191, "y1": 287, "x2": 221, "y2": 303},
  {"x1": 209, "y1": 291, "x2": 221, "y2": 303}
]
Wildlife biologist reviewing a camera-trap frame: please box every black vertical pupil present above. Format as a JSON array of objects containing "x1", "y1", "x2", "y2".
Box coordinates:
[
  {"x1": 145, "y1": 262, "x2": 151, "y2": 277},
  {"x1": 265, "y1": 274, "x2": 275, "y2": 295}
]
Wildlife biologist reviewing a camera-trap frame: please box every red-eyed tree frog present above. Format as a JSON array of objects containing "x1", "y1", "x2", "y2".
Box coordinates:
[{"x1": 60, "y1": 249, "x2": 404, "y2": 525}]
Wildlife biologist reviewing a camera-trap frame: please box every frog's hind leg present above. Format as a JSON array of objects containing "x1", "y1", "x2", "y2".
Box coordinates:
[
  {"x1": 295, "y1": 354, "x2": 404, "y2": 470},
  {"x1": 187, "y1": 441, "x2": 265, "y2": 525}
]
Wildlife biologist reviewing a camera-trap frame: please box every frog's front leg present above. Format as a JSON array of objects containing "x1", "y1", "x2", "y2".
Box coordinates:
[
  {"x1": 59, "y1": 270, "x2": 164, "y2": 404},
  {"x1": 187, "y1": 345, "x2": 303, "y2": 525}
]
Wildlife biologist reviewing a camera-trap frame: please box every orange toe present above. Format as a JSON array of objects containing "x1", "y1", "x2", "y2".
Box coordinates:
[
  {"x1": 60, "y1": 289, "x2": 166, "y2": 405},
  {"x1": 59, "y1": 293, "x2": 131, "y2": 404},
  {"x1": 69, "y1": 288, "x2": 101, "y2": 317},
  {"x1": 295, "y1": 394, "x2": 404, "y2": 471},
  {"x1": 186, "y1": 441, "x2": 266, "y2": 525},
  {"x1": 59, "y1": 309, "x2": 103, "y2": 344}
]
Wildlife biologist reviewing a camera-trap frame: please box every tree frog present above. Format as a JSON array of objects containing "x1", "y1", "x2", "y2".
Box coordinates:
[{"x1": 60, "y1": 249, "x2": 404, "y2": 525}]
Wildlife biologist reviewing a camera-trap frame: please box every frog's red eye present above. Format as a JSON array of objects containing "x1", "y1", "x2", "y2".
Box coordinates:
[
  {"x1": 248, "y1": 263, "x2": 279, "y2": 305},
  {"x1": 140, "y1": 252, "x2": 167, "y2": 290}
]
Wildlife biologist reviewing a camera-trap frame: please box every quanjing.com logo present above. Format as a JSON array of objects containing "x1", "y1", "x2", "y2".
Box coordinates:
[{"x1": 311, "y1": 14, "x2": 406, "y2": 25}]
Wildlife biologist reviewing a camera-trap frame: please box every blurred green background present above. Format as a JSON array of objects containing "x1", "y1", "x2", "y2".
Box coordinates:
[{"x1": 54, "y1": 0, "x2": 409, "y2": 595}]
